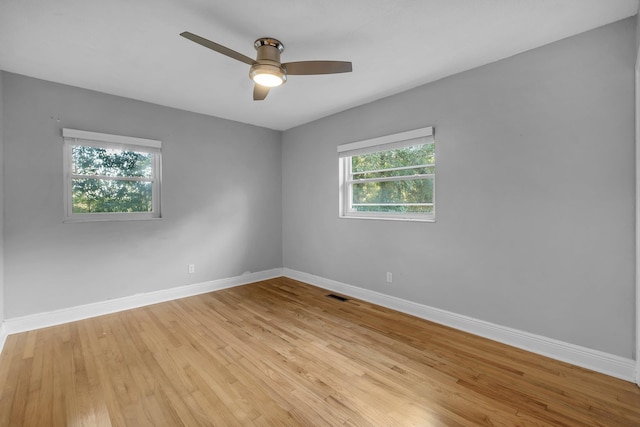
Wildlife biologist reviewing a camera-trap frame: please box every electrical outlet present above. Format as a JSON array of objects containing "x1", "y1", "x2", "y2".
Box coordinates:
[
  {"x1": 386, "y1": 272, "x2": 392, "y2": 283},
  {"x1": 188, "y1": 264, "x2": 195, "y2": 274}
]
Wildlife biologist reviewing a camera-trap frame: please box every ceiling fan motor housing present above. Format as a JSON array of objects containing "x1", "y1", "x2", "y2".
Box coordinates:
[{"x1": 250, "y1": 38, "x2": 287, "y2": 86}]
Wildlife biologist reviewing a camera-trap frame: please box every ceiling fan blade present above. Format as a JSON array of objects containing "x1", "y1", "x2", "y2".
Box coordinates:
[
  {"x1": 283, "y1": 61, "x2": 352, "y2": 75},
  {"x1": 253, "y1": 84, "x2": 270, "y2": 101},
  {"x1": 180, "y1": 31, "x2": 255, "y2": 66}
]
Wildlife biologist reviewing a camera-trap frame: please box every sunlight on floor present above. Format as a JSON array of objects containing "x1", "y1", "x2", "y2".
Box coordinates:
[{"x1": 390, "y1": 402, "x2": 445, "y2": 426}]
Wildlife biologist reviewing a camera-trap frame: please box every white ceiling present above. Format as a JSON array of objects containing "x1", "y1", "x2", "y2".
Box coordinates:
[{"x1": 0, "y1": 0, "x2": 638, "y2": 131}]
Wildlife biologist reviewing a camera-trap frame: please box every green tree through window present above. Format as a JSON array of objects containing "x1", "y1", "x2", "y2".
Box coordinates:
[
  {"x1": 71, "y1": 146, "x2": 154, "y2": 213},
  {"x1": 63, "y1": 128, "x2": 162, "y2": 221},
  {"x1": 351, "y1": 143, "x2": 434, "y2": 213},
  {"x1": 338, "y1": 126, "x2": 435, "y2": 221}
]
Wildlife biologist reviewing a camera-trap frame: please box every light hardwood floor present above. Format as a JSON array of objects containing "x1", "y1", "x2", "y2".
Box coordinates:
[{"x1": 1, "y1": 277, "x2": 639, "y2": 426}]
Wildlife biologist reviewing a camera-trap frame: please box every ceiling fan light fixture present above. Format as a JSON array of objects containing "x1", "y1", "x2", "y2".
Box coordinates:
[
  {"x1": 250, "y1": 63, "x2": 286, "y2": 87},
  {"x1": 180, "y1": 32, "x2": 352, "y2": 100}
]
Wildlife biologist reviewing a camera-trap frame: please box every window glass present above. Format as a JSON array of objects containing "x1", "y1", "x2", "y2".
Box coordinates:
[
  {"x1": 71, "y1": 146, "x2": 153, "y2": 178},
  {"x1": 339, "y1": 127, "x2": 434, "y2": 222},
  {"x1": 63, "y1": 129, "x2": 162, "y2": 221}
]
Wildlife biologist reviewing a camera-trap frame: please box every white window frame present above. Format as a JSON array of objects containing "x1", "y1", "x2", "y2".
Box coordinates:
[
  {"x1": 338, "y1": 126, "x2": 435, "y2": 222},
  {"x1": 62, "y1": 128, "x2": 162, "y2": 222}
]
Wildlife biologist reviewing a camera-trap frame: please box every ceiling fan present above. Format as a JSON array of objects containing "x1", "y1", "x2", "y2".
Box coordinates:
[{"x1": 180, "y1": 32, "x2": 353, "y2": 101}]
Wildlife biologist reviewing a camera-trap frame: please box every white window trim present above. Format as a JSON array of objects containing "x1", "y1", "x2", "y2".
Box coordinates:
[
  {"x1": 338, "y1": 126, "x2": 435, "y2": 222},
  {"x1": 62, "y1": 128, "x2": 162, "y2": 222}
]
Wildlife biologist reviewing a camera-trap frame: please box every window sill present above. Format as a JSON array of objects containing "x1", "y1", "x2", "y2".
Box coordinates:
[
  {"x1": 340, "y1": 214, "x2": 435, "y2": 223},
  {"x1": 63, "y1": 215, "x2": 162, "y2": 223}
]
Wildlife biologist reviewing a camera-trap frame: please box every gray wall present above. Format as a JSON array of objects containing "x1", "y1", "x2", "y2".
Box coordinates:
[
  {"x1": 635, "y1": 12, "x2": 639, "y2": 366},
  {"x1": 282, "y1": 18, "x2": 636, "y2": 358},
  {"x1": 2, "y1": 72, "x2": 282, "y2": 318},
  {"x1": 0, "y1": 71, "x2": 4, "y2": 324},
  {"x1": 636, "y1": 12, "x2": 640, "y2": 54}
]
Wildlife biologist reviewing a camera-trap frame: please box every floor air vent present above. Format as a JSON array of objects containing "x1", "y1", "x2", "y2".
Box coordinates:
[{"x1": 326, "y1": 294, "x2": 348, "y2": 302}]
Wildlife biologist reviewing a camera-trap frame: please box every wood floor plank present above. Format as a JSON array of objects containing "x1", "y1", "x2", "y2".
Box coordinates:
[{"x1": 1, "y1": 277, "x2": 640, "y2": 426}]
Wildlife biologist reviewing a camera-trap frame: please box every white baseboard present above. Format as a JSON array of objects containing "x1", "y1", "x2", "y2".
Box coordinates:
[
  {"x1": 2, "y1": 267, "x2": 635, "y2": 383},
  {"x1": 0, "y1": 322, "x2": 7, "y2": 355},
  {"x1": 283, "y1": 268, "x2": 636, "y2": 383},
  {"x1": 3, "y1": 268, "x2": 284, "y2": 336}
]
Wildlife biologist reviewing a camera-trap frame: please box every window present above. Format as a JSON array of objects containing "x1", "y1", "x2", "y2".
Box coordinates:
[
  {"x1": 63, "y1": 128, "x2": 162, "y2": 222},
  {"x1": 338, "y1": 126, "x2": 434, "y2": 222}
]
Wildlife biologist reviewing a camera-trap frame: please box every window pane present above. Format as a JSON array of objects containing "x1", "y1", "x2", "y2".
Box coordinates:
[
  {"x1": 352, "y1": 204, "x2": 434, "y2": 214},
  {"x1": 72, "y1": 179, "x2": 153, "y2": 213},
  {"x1": 72, "y1": 145, "x2": 153, "y2": 177},
  {"x1": 352, "y1": 143, "x2": 434, "y2": 174},
  {"x1": 352, "y1": 178, "x2": 433, "y2": 213}
]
